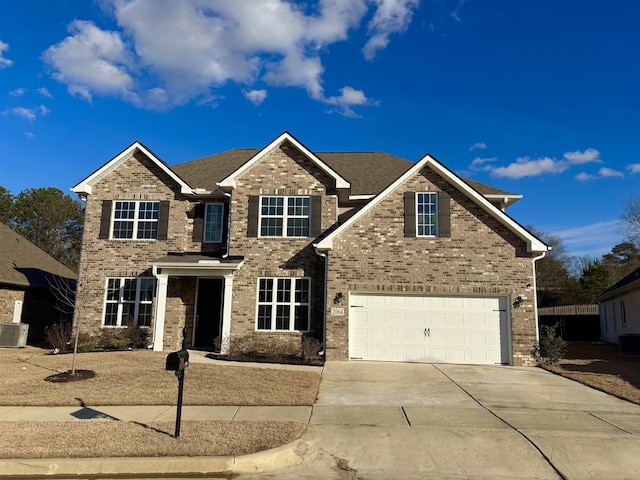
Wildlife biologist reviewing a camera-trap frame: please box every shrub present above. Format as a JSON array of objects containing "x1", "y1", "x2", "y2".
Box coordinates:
[
  {"x1": 44, "y1": 322, "x2": 73, "y2": 353},
  {"x1": 76, "y1": 333, "x2": 99, "y2": 352},
  {"x1": 538, "y1": 323, "x2": 567, "y2": 365},
  {"x1": 226, "y1": 334, "x2": 324, "y2": 365}
]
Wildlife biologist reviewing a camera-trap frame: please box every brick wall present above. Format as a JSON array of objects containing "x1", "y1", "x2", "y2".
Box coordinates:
[
  {"x1": 325, "y1": 166, "x2": 539, "y2": 366},
  {"x1": 0, "y1": 288, "x2": 24, "y2": 323}
]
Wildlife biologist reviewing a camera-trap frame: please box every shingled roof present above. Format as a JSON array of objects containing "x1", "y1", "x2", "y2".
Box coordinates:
[
  {"x1": 172, "y1": 148, "x2": 519, "y2": 199},
  {"x1": 597, "y1": 266, "x2": 640, "y2": 302},
  {"x1": 0, "y1": 222, "x2": 77, "y2": 288}
]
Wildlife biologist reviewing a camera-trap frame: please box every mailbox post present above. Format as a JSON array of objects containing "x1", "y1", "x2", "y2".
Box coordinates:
[{"x1": 166, "y1": 327, "x2": 189, "y2": 437}]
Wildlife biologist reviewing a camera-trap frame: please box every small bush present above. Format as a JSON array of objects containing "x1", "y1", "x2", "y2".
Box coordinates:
[
  {"x1": 76, "y1": 333, "x2": 100, "y2": 352},
  {"x1": 225, "y1": 335, "x2": 323, "y2": 365},
  {"x1": 538, "y1": 324, "x2": 567, "y2": 365},
  {"x1": 44, "y1": 322, "x2": 73, "y2": 353}
]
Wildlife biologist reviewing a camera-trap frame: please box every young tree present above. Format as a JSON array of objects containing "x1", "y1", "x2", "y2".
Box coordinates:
[
  {"x1": 11, "y1": 188, "x2": 83, "y2": 271},
  {"x1": 619, "y1": 195, "x2": 640, "y2": 246},
  {"x1": 577, "y1": 259, "x2": 610, "y2": 303}
]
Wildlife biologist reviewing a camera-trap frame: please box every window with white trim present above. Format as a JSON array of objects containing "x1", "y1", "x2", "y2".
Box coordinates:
[
  {"x1": 256, "y1": 278, "x2": 310, "y2": 331},
  {"x1": 104, "y1": 277, "x2": 155, "y2": 327},
  {"x1": 416, "y1": 192, "x2": 438, "y2": 236},
  {"x1": 204, "y1": 203, "x2": 224, "y2": 243},
  {"x1": 260, "y1": 196, "x2": 310, "y2": 237},
  {"x1": 112, "y1": 201, "x2": 160, "y2": 239},
  {"x1": 621, "y1": 301, "x2": 626, "y2": 328}
]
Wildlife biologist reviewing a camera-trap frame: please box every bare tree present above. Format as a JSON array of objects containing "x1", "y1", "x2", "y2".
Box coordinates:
[{"x1": 619, "y1": 195, "x2": 640, "y2": 246}]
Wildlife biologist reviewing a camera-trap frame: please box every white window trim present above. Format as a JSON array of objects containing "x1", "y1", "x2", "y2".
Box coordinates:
[
  {"x1": 103, "y1": 277, "x2": 155, "y2": 327},
  {"x1": 416, "y1": 192, "x2": 438, "y2": 237},
  {"x1": 111, "y1": 200, "x2": 160, "y2": 240},
  {"x1": 258, "y1": 195, "x2": 311, "y2": 238},
  {"x1": 255, "y1": 277, "x2": 311, "y2": 332},
  {"x1": 203, "y1": 202, "x2": 224, "y2": 243},
  {"x1": 621, "y1": 301, "x2": 626, "y2": 328}
]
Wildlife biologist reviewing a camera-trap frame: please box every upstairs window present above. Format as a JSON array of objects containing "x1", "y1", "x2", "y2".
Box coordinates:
[
  {"x1": 416, "y1": 192, "x2": 438, "y2": 236},
  {"x1": 256, "y1": 277, "x2": 310, "y2": 331},
  {"x1": 104, "y1": 277, "x2": 155, "y2": 327},
  {"x1": 204, "y1": 203, "x2": 224, "y2": 243},
  {"x1": 112, "y1": 201, "x2": 160, "y2": 239},
  {"x1": 260, "y1": 196, "x2": 310, "y2": 237}
]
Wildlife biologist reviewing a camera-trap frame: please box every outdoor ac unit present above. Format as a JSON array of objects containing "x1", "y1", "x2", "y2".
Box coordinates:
[{"x1": 0, "y1": 323, "x2": 29, "y2": 348}]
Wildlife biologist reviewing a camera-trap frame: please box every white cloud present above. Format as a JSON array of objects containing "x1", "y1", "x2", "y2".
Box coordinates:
[
  {"x1": 38, "y1": 105, "x2": 51, "y2": 116},
  {"x1": 325, "y1": 85, "x2": 379, "y2": 117},
  {"x1": 42, "y1": 20, "x2": 137, "y2": 104},
  {"x1": 575, "y1": 172, "x2": 595, "y2": 181},
  {"x1": 550, "y1": 220, "x2": 621, "y2": 258},
  {"x1": 563, "y1": 148, "x2": 601, "y2": 165},
  {"x1": 37, "y1": 87, "x2": 53, "y2": 98},
  {"x1": 469, "y1": 142, "x2": 487, "y2": 151},
  {"x1": 362, "y1": 0, "x2": 419, "y2": 60},
  {"x1": 24, "y1": 132, "x2": 35, "y2": 139},
  {"x1": 10, "y1": 88, "x2": 27, "y2": 96},
  {"x1": 491, "y1": 156, "x2": 568, "y2": 179},
  {"x1": 0, "y1": 40, "x2": 13, "y2": 68},
  {"x1": 42, "y1": 0, "x2": 417, "y2": 114},
  {"x1": 470, "y1": 156, "x2": 496, "y2": 171},
  {"x1": 6, "y1": 107, "x2": 36, "y2": 122},
  {"x1": 628, "y1": 164, "x2": 640, "y2": 174},
  {"x1": 598, "y1": 167, "x2": 623, "y2": 178},
  {"x1": 242, "y1": 88, "x2": 267, "y2": 105}
]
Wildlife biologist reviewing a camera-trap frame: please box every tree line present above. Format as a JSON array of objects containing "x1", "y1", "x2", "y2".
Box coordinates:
[
  {"x1": 0, "y1": 185, "x2": 84, "y2": 271},
  {"x1": 535, "y1": 195, "x2": 640, "y2": 306}
]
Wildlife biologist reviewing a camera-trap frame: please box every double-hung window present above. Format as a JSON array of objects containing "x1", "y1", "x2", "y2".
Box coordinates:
[
  {"x1": 204, "y1": 203, "x2": 224, "y2": 243},
  {"x1": 260, "y1": 196, "x2": 310, "y2": 237},
  {"x1": 256, "y1": 278, "x2": 310, "y2": 331},
  {"x1": 104, "y1": 277, "x2": 155, "y2": 327},
  {"x1": 416, "y1": 192, "x2": 438, "y2": 236},
  {"x1": 112, "y1": 201, "x2": 160, "y2": 239}
]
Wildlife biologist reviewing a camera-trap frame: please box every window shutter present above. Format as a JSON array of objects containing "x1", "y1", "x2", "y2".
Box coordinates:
[
  {"x1": 99, "y1": 200, "x2": 112, "y2": 239},
  {"x1": 404, "y1": 192, "x2": 416, "y2": 237},
  {"x1": 158, "y1": 201, "x2": 170, "y2": 240},
  {"x1": 311, "y1": 196, "x2": 322, "y2": 236},
  {"x1": 438, "y1": 191, "x2": 451, "y2": 238},
  {"x1": 247, "y1": 196, "x2": 259, "y2": 237},
  {"x1": 192, "y1": 203, "x2": 205, "y2": 242}
]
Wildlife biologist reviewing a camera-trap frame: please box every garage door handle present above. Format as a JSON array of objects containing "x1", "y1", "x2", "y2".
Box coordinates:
[{"x1": 424, "y1": 328, "x2": 430, "y2": 338}]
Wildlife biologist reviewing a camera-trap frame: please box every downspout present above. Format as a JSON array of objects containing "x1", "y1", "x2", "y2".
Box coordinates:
[
  {"x1": 314, "y1": 248, "x2": 328, "y2": 357},
  {"x1": 532, "y1": 250, "x2": 548, "y2": 343}
]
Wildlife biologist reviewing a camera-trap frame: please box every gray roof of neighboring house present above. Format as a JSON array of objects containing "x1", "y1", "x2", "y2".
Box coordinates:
[
  {"x1": 172, "y1": 148, "x2": 519, "y2": 198},
  {"x1": 597, "y1": 266, "x2": 640, "y2": 302},
  {"x1": 0, "y1": 222, "x2": 77, "y2": 288}
]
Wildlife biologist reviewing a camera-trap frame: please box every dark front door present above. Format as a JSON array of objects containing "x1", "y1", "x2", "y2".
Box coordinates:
[{"x1": 194, "y1": 278, "x2": 223, "y2": 350}]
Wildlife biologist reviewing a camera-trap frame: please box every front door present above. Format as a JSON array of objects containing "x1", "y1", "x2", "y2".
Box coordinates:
[{"x1": 194, "y1": 278, "x2": 223, "y2": 350}]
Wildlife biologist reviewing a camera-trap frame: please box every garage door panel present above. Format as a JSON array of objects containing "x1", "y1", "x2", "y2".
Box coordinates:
[{"x1": 349, "y1": 293, "x2": 509, "y2": 365}]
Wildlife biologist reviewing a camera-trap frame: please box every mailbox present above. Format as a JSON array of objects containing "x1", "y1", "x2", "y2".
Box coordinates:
[{"x1": 166, "y1": 349, "x2": 189, "y2": 371}]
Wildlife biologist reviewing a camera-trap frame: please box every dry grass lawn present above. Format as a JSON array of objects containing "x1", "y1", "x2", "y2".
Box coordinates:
[
  {"x1": 541, "y1": 342, "x2": 640, "y2": 404},
  {"x1": 1, "y1": 347, "x2": 321, "y2": 406},
  {"x1": 0, "y1": 347, "x2": 320, "y2": 458}
]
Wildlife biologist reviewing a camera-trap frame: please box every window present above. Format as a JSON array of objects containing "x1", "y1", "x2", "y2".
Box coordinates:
[
  {"x1": 416, "y1": 192, "x2": 438, "y2": 236},
  {"x1": 112, "y1": 201, "x2": 160, "y2": 239},
  {"x1": 104, "y1": 277, "x2": 155, "y2": 327},
  {"x1": 204, "y1": 203, "x2": 224, "y2": 243},
  {"x1": 259, "y1": 196, "x2": 310, "y2": 237},
  {"x1": 256, "y1": 277, "x2": 310, "y2": 331},
  {"x1": 621, "y1": 301, "x2": 627, "y2": 328}
]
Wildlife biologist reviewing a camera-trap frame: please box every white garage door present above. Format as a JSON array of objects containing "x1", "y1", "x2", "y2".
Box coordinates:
[{"x1": 349, "y1": 294, "x2": 510, "y2": 365}]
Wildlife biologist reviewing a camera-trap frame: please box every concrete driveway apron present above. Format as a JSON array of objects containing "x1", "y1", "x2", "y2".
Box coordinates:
[{"x1": 237, "y1": 361, "x2": 640, "y2": 480}]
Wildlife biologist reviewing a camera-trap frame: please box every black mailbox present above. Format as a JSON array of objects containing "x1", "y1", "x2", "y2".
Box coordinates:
[{"x1": 166, "y1": 349, "x2": 189, "y2": 371}]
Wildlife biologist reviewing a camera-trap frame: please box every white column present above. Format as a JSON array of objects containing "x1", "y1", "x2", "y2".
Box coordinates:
[
  {"x1": 152, "y1": 274, "x2": 169, "y2": 352},
  {"x1": 220, "y1": 274, "x2": 234, "y2": 354}
]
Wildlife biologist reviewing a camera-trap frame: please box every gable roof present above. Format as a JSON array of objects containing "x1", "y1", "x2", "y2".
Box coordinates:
[
  {"x1": 216, "y1": 131, "x2": 351, "y2": 191},
  {"x1": 0, "y1": 222, "x2": 77, "y2": 288},
  {"x1": 71, "y1": 141, "x2": 194, "y2": 196},
  {"x1": 315, "y1": 153, "x2": 547, "y2": 254},
  {"x1": 597, "y1": 266, "x2": 640, "y2": 302}
]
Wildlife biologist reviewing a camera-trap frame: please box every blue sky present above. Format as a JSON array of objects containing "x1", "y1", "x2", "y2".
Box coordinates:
[{"x1": 1, "y1": 0, "x2": 638, "y2": 258}]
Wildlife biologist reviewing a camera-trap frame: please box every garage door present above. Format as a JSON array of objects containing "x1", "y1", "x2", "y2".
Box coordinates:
[{"x1": 349, "y1": 294, "x2": 510, "y2": 365}]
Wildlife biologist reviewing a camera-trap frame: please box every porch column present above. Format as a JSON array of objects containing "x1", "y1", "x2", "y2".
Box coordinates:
[
  {"x1": 152, "y1": 274, "x2": 169, "y2": 352},
  {"x1": 220, "y1": 274, "x2": 234, "y2": 354}
]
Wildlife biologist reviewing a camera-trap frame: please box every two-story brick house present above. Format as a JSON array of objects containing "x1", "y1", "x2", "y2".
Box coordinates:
[{"x1": 71, "y1": 131, "x2": 547, "y2": 366}]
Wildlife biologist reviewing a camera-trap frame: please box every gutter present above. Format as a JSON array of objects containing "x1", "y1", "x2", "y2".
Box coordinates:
[{"x1": 532, "y1": 250, "x2": 548, "y2": 343}]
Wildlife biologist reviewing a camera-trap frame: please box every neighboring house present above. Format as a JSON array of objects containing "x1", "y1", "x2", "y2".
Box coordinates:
[
  {"x1": 597, "y1": 266, "x2": 640, "y2": 344},
  {"x1": 0, "y1": 222, "x2": 77, "y2": 342},
  {"x1": 71, "y1": 131, "x2": 547, "y2": 366}
]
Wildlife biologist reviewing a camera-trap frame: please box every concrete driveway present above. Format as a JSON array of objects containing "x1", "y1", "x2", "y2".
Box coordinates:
[{"x1": 238, "y1": 361, "x2": 640, "y2": 480}]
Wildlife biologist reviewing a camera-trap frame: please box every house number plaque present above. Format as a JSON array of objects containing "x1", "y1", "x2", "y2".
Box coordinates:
[{"x1": 331, "y1": 308, "x2": 345, "y2": 316}]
